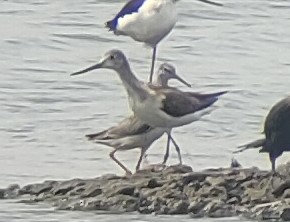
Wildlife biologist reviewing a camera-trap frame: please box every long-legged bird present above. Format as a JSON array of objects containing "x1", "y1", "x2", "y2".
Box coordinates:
[
  {"x1": 85, "y1": 63, "x2": 191, "y2": 175},
  {"x1": 156, "y1": 64, "x2": 227, "y2": 164},
  {"x1": 105, "y1": 0, "x2": 223, "y2": 82},
  {"x1": 71, "y1": 49, "x2": 227, "y2": 162}
]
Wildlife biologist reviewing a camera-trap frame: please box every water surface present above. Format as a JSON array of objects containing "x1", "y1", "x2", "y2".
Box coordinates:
[{"x1": 1, "y1": 0, "x2": 290, "y2": 221}]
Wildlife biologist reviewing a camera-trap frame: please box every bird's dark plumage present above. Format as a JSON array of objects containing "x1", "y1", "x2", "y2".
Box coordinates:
[
  {"x1": 105, "y1": 0, "x2": 146, "y2": 31},
  {"x1": 160, "y1": 89, "x2": 225, "y2": 117},
  {"x1": 184, "y1": 90, "x2": 228, "y2": 100},
  {"x1": 236, "y1": 96, "x2": 290, "y2": 171}
]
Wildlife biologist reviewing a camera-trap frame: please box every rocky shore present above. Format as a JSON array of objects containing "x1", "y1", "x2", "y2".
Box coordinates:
[{"x1": 2, "y1": 163, "x2": 290, "y2": 220}]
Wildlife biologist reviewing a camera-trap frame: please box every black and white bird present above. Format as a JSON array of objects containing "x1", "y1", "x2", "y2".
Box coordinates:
[{"x1": 105, "y1": 0, "x2": 223, "y2": 82}]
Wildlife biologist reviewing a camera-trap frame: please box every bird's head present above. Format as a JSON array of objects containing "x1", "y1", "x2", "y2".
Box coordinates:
[
  {"x1": 157, "y1": 63, "x2": 191, "y2": 87},
  {"x1": 70, "y1": 49, "x2": 128, "y2": 76}
]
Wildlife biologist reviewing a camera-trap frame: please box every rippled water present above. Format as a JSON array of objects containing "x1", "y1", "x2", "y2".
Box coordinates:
[{"x1": 1, "y1": 0, "x2": 290, "y2": 221}]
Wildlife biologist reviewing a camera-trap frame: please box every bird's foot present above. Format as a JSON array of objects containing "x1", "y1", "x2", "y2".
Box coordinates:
[
  {"x1": 271, "y1": 171, "x2": 285, "y2": 180},
  {"x1": 135, "y1": 163, "x2": 166, "y2": 174},
  {"x1": 147, "y1": 163, "x2": 167, "y2": 172}
]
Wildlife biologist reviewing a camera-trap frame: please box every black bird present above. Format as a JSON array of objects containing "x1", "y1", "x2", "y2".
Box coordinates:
[{"x1": 235, "y1": 96, "x2": 290, "y2": 172}]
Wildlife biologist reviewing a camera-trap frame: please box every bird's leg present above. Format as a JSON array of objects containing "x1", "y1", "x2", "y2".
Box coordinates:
[
  {"x1": 270, "y1": 156, "x2": 284, "y2": 178},
  {"x1": 144, "y1": 133, "x2": 170, "y2": 170},
  {"x1": 271, "y1": 156, "x2": 276, "y2": 175},
  {"x1": 269, "y1": 156, "x2": 284, "y2": 188},
  {"x1": 135, "y1": 148, "x2": 146, "y2": 172},
  {"x1": 109, "y1": 150, "x2": 132, "y2": 176},
  {"x1": 149, "y1": 46, "x2": 157, "y2": 83},
  {"x1": 197, "y1": 0, "x2": 223, "y2": 7},
  {"x1": 162, "y1": 133, "x2": 171, "y2": 165},
  {"x1": 167, "y1": 133, "x2": 183, "y2": 165}
]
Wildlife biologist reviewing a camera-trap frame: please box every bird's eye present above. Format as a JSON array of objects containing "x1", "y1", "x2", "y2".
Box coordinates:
[
  {"x1": 163, "y1": 68, "x2": 169, "y2": 72},
  {"x1": 110, "y1": 55, "x2": 115, "y2": 60}
]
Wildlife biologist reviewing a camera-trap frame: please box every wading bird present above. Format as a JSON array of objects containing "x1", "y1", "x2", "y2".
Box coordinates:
[
  {"x1": 85, "y1": 63, "x2": 191, "y2": 175},
  {"x1": 105, "y1": 0, "x2": 223, "y2": 82},
  {"x1": 71, "y1": 49, "x2": 227, "y2": 167},
  {"x1": 156, "y1": 64, "x2": 227, "y2": 164}
]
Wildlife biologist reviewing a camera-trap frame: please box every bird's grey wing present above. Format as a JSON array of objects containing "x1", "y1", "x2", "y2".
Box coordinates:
[
  {"x1": 86, "y1": 116, "x2": 153, "y2": 140},
  {"x1": 86, "y1": 116, "x2": 136, "y2": 140},
  {"x1": 112, "y1": 115, "x2": 153, "y2": 136},
  {"x1": 86, "y1": 130, "x2": 108, "y2": 140},
  {"x1": 160, "y1": 90, "x2": 218, "y2": 117}
]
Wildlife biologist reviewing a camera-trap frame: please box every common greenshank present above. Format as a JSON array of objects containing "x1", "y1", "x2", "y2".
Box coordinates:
[{"x1": 84, "y1": 63, "x2": 191, "y2": 175}]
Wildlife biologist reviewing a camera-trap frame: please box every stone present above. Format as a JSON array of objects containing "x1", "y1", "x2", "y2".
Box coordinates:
[
  {"x1": 163, "y1": 165, "x2": 192, "y2": 175},
  {"x1": 226, "y1": 196, "x2": 240, "y2": 205},
  {"x1": 208, "y1": 205, "x2": 237, "y2": 218},
  {"x1": 81, "y1": 187, "x2": 102, "y2": 198},
  {"x1": 106, "y1": 184, "x2": 135, "y2": 197},
  {"x1": 3, "y1": 162, "x2": 290, "y2": 219},
  {"x1": 106, "y1": 194, "x2": 138, "y2": 212},
  {"x1": 205, "y1": 176, "x2": 225, "y2": 187},
  {"x1": 181, "y1": 172, "x2": 208, "y2": 185},
  {"x1": 168, "y1": 200, "x2": 189, "y2": 214},
  {"x1": 188, "y1": 199, "x2": 209, "y2": 214},
  {"x1": 0, "y1": 189, "x2": 5, "y2": 199},
  {"x1": 281, "y1": 208, "x2": 290, "y2": 221},
  {"x1": 52, "y1": 179, "x2": 85, "y2": 196},
  {"x1": 282, "y1": 189, "x2": 290, "y2": 199},
  {"x1": 147, "y1": 178, "x2": 163, "y2": 189},
  {"x1": 273, "y1": 180, "x2": 290, "y2": 197},
  {"x1": 19, "y1": 181, "x2": 56, "y2": 195}
]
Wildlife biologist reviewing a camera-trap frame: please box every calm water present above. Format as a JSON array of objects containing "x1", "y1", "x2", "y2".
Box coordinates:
[{"x1": 1, "y1": 0, "x2": 290, "y2": 221}]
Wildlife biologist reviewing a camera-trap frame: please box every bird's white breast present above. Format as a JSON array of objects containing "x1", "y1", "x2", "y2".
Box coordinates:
[
  {"x1": 132, "y1": 92, "x2": 171, "y2": 127},
  {"x1": 117, "y1": 0, "x2": 178, "y2": 46}
]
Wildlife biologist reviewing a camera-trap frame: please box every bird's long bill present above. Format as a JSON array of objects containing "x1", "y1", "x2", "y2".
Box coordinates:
[
  {"x1": 175, "y1": 73, "x2": 192, "y2": 88},
  {"x1": 197, "y1": 0, "x2": 223, "y2": 7},
  {"x1": 70, "y1": 62, "x2": 102, "y2": 76}
]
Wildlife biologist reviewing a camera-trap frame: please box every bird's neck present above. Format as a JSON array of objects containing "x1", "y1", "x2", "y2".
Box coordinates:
[
  {"x1": 117, "y1": 65, "x2": 148, "y2": 101},
  {"x1": 155, "y1": 74, "x2": 168, "y2": 87}
]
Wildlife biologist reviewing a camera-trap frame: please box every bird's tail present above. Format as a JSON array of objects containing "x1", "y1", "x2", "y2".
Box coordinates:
[
  {"x1": 187, "y1": 90, "x2": 228, "y2": 100},
  {"x1": 93, "y1": 139, "x2": 114, "y2": 147},
  {"x1": 86, "y1": 130, "x2": 109, "y2": 141},
  {"x1": 208, "y1": 90, "x2": 228, "y2": 98},
  {"x1": 105, "y1": 20, "x2": 116, "y2": 31},
  {"x1": 234, "y1": 138, "x2": 266, "y2": 153},
  {"x1": 202, "y1": 90, "x2": 228, "y2": 99}
]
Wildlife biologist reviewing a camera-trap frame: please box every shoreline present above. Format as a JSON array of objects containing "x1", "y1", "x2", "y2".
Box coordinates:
[{"x1": 1, "y1": 164, "x2": 290, "y2": 220}]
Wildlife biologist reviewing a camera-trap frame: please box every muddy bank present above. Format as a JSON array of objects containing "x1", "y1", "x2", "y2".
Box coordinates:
[{"x1": 1, "y1": 163, "x2": 290, "y2": 220}]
